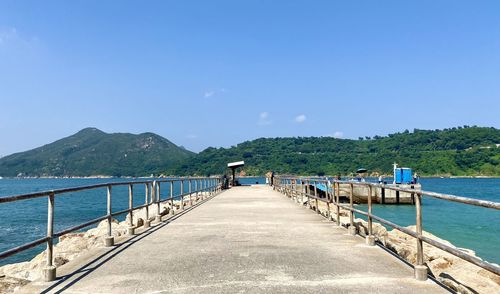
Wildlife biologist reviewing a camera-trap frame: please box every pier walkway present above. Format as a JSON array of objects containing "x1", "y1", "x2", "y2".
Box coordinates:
[{"x1": 22, "y1": 185, "x2": 445, "y2": 293}]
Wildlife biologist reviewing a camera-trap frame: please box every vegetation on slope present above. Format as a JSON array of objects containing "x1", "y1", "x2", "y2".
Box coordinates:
[
  {"x1": 167, "y1": 126, "x2": 500, "y2": 177},
  {"x1": 0, "y1": 128, "x2": 194, "y2": 177},
  {"x1": 1, "y1": 126, "x2": 498, "y2": 177}
]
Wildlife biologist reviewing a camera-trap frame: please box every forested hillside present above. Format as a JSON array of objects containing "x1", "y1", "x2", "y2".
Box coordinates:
[
  {"x1": 0, "y1": 128, "x2": 194, "y2": 177},
  {"x1": 167, "y1": 126, "x2": 500, "y2": 176}
]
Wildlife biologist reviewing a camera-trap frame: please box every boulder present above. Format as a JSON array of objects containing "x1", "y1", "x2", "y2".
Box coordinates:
[
  {"x1": 386, "y1": 226, "x2": 499, "y2": 294},
  {"x1": 0, "y1": 275, "x2": 30, "y2": 294}
]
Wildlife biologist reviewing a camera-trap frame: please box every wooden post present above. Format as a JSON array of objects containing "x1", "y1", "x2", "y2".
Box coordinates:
[
  {"x1": 326, "y1": 181, "x2": 331, "y2": 219},
  {"x1": 194, "y1": 178, "x2": 198, "y2": 199},
  {"x1": 314, "y1": 181, "x2": 319, "y2": 214},
  {"x1": 201, "y1": 178, "x2": 204, "y2": 196},
  {"x1": 306, "y1": 180, "x2": 311, "y2": 208},
  {"x1": 189, "y1": 178, "x2": 193, "y2": 206},
  {"x1": 145, "y1": 183, "x2": 149, "y2": 221},
  {"x1": 170, "y1": 181, "x2": 174, "y2": 215},
  {"x1": 416, "y1": 193, "x2": 423, "y2": 265},
  {"x1": 128, "y1": 184, "x2": 133, "y2": 226},
  {"x1": 348, "y1": 183, "x2": 356, "y2": 235},
  {"x1": 105, "y1": 185, "x2": 114, "y2": 246},
  {"x1": 181, "y1": 180, "x2": 185, "y2": 210},
  {"x1": 43, "y1": 192, "x2": 56, "y2": 281},
  {"x1": 366, "y1": 185, "x2": 375, "y2": 245},
  {"x1": 368, "y1": 185, "x2": 373, "y2": 235},
  {"x1": 154, "y1": 181, "x2": 162, "y2": 223},
  {"x1": 293, "y1": 179, "x2": 297, "y2": 202},
  {"x1": 350, "y1": 184, "x2": 354, "y2": 224},
  {"x1": 46, "y1": 193, "x2": 54, "y2": 267},
  {"x1": 301, "y1": 180, "x2": 304, "y2": 205},
  {"x1": 152, "y1": 181, "x2": 158, "y2": 215},
  {"x1": 414, "y1": 192, "x2": 428, "y2": 280},
  {"x1": 336, "y1": 182, "x2": 340, "y2": 225},
  {"x1": 127, "y1": 184, "x2": 135, "y2": 235}
]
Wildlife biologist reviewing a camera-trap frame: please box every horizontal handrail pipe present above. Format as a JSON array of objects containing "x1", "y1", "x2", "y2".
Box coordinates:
[
  {"x1": 278, "y1": 176, "x2": 500, "y2": 210},
  {"x1": 0, "y1": 176, "x2": 224, "y2": 282},
  {"x1": 0, "y1": 237, "x2": 50, "y2": 260},
  {"x1": 273, "y1": 175, "x2": 500, "y2": 279}
]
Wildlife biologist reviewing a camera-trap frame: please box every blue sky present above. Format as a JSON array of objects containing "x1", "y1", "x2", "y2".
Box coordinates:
[{"x1": 1, "y1": 1, "x2": 499, "y2": 156}]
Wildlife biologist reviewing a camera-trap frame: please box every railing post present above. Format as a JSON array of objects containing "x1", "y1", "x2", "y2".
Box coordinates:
[
  {"x1": 314, "y1": 181, "x2": 319, "y2": 214},
  {"x1": 127, "y1": 184, "x2": 135, "y2": 235},
  {"x1": 204, "y1": 178, "x2": 207, "y2": 198},
  {"x1": 286, "y1": 179, "x2": 290, "y2": 197},
  {"x1": 155, "y1": 181, "x2": 162, "y2": 223},
  {"x1": 170, "y1": 181, "x2": 175, "y2": 215},
  {"x1": 181, "y1": 179, "x2": 185, "y2": 210},
  {"x1": 326, "y1": 181, "x2": 331, "y2": 219},
  {"x1": 43, "y1": 192, "x2": 56, "y2": 282},
  {"x1": 201, "y1": 178, "x2": 204, "y2": 198},
  {"x1": 198, "y1": 178, "x2": 201, "y2": 200},
  {"x1": 366, "y1": 185, "x2": 375, "y2": 245},
  {"x1": 144, "y1": 183, "x2": 151, "y2": 228},
  {"x1": 105, "y1": 185, "x2": 114, "y2": 246},
  {"x1": 195, "y1": 178, "x2": 198, "y2": 199},
  {"x1": 301, "y1": 180, "x2": 304, "y2": 205},
  {"x1": 414, "y1": 192, "x2": 428, "y2": 280},
  {"x1": 335, "y1": 182, "x2": 340, "y2": 226},
  {"x1": 305, "y1": 180, "x2": 310, "y2": 208},
  {"x1": 348, "y1": 183, "x2": 357, "y2": 235},
  {"x1": 189, "y1": 178, "x2": 193, "y2": 206}
]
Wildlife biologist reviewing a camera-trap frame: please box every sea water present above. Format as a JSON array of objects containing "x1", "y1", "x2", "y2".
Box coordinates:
[
  {"x1": 353, "y1": 178, "x2": 499, "y2": 264},
  {"x1": 0, "y1": 177, "x2": 498, "y2": 266}
]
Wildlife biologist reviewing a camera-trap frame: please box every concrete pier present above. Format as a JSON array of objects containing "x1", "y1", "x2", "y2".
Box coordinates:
[
  {"x1": 21, "y1": 185, "x2": 445, "y2": 293},
  {"x1": 335, "y1": 183, "x2": 421, "y2": 204}
]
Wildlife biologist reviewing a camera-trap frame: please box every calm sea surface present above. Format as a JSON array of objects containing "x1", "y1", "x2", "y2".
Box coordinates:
[{"x1": 0, "y1": 177, "x2": 498, "y2": 266}]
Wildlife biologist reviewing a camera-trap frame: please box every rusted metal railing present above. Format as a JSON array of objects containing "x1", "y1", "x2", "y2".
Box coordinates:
[
  {"x1": 0, "y1": 177, "x2": 223, "y2": 281},
  {"x1": 272, "y1": 175, "x2": 500, "y2": 281}
]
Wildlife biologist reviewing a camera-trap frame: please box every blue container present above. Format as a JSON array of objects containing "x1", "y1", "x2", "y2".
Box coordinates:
[{"x1": 395, "y1": 168, "x2": 413, "y2": 184}]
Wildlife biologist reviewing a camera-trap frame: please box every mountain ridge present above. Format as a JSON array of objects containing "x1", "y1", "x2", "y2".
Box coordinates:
[
  {"x1": 1, "y1": 126, "x2": 499, "y2": 177},
  {"x1": 0, "y1": 128, "x2": 194, "y2": 177},
  {"x1": 165, "y1": 126, "x2": 500, "y2": 177}
]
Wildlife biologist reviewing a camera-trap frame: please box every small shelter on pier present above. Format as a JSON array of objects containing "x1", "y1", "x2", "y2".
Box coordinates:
[{"x1": 227, "y1": 161, "x2": 245, "y2": 186}]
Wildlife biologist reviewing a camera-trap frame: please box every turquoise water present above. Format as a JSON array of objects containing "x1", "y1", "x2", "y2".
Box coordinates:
[
  {"x1": 0, "y1": 178, "x2": 214, "y2": 266},
  {"x1": 356, "y1": 178, "x2": 499, "y2": 264},
  {"x1": 0, "y1": 177, "x2": 498, "y2": 266}
]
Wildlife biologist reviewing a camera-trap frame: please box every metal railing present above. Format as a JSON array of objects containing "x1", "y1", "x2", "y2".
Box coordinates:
[
  {"x1": 272, "y1": 176, "x2": 500, "y2": 281},
  {"x1": 0, "y1": 177, "x2": 223, "y2": 281}
]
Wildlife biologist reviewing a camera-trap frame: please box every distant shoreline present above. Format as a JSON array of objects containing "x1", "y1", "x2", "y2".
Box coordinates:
[{"x1": 1, "y1": 175, "x2": 500, "y2": 179}]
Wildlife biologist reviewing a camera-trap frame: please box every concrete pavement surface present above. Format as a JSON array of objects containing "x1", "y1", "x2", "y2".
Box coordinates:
[{"x1": 22, "y1": 185, "x2": 447, "y2": 293}]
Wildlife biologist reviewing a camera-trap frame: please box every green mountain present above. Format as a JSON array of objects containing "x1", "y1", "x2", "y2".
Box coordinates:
[
  {"x1": 0, "y1": 128, "x2": 194, "y2": 177},
  {"x1": 167, "y1": 126, "x2": 500, "y2": 177}
]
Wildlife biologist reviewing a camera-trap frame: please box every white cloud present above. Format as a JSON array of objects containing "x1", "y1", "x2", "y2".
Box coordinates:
[
  {"x1": 186, "y1": 134, "x2": 198, "y2": 139},
  {"x1": 258, "y1": 112, "x2": 272, "y2": 126},
  {"x1": 203, "y1": 88, "x2": 227, "y2": 98},
  {"x1": 333, "y1": 131, "x2": 343, "y2": 138},
  {"x1": 204, "y1": 91, "x2": 215, "y2": 98},
  {"x1": 0, "y1": 27, "x2": 18, "y2": 45},
  {"x1": 295, "y1": 114, "x2": 306, "y2": 123},
  {"x1": 0, "y1": 26, "x2": 40, "y2": 49}
]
